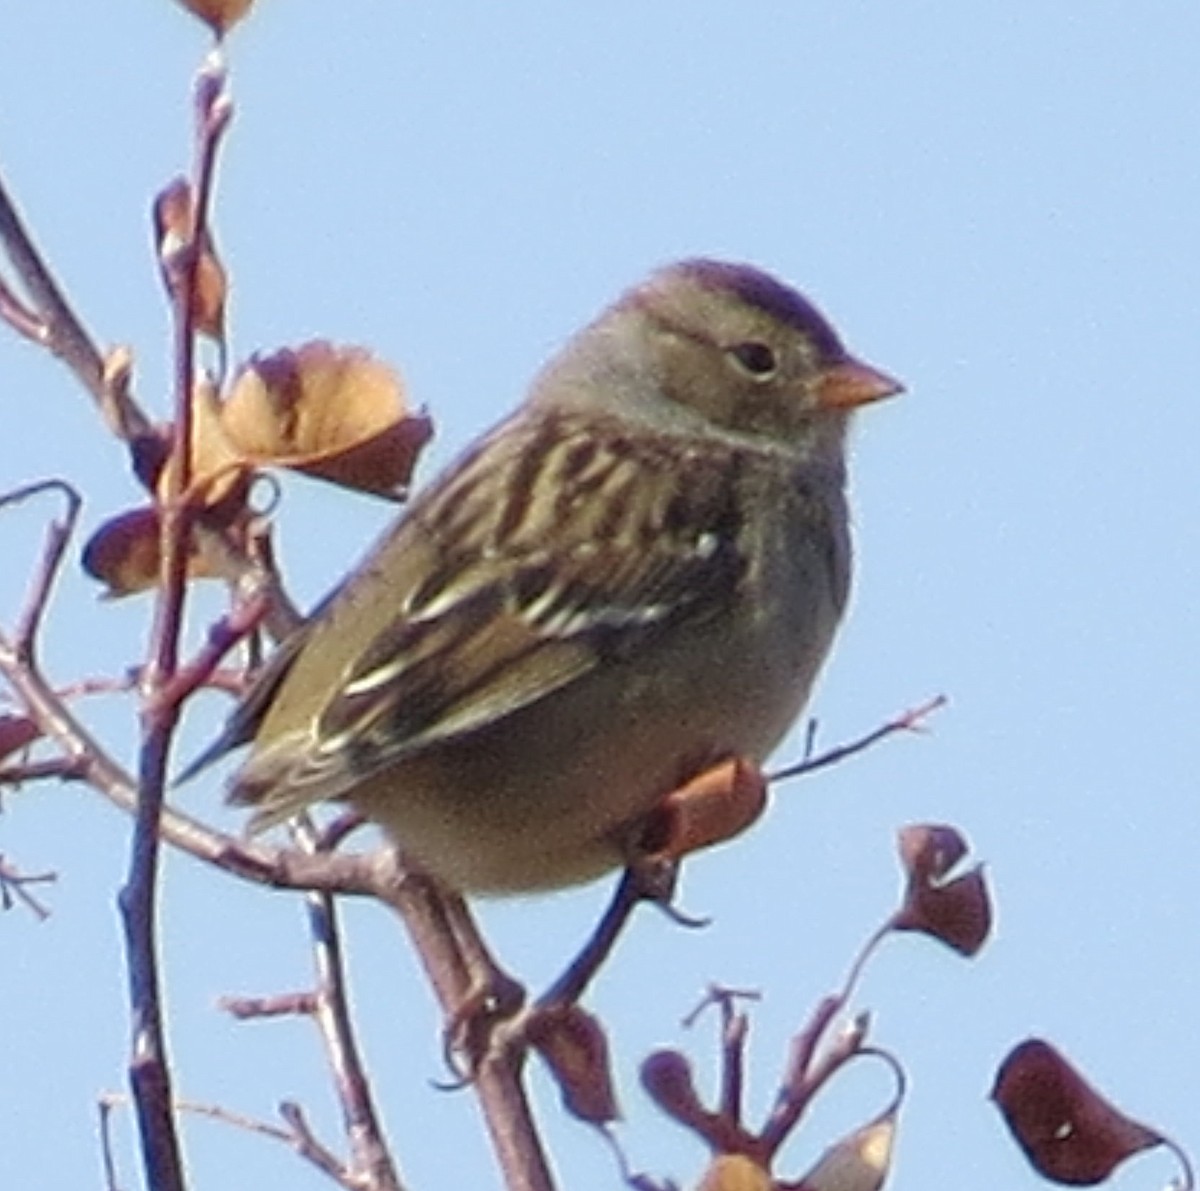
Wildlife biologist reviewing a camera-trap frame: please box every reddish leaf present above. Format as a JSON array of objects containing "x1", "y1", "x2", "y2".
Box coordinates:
[
  {"x1": 891, "y1": 823, "x2": 992, "y2": 956},
  {"x1": 642, "y1": 758, "x2": 768, "y2": 863},
  {"x1": 174, "y1": 0, "x2": 254, "y2": 36},
  {"x1": 992, "y1": 1039, "x2": 1162, "y2": 1185},
  {"x1": 526, "y1": 1004, "x2": 619, "y2": 1124},
  {"x1": 0, "y1": 714, "x2": 40, "y2": 762},
  {"x1": 641, "y1": 1049, "x2": 713, "y2": 1135}
]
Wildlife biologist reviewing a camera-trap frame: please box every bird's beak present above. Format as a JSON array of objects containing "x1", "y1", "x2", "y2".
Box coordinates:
[{"x1": 815, "y1": 357, "x2": 904, "y2": 411}]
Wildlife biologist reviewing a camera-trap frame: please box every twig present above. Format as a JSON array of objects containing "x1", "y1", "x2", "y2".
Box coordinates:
[
  {"x1": 0, "y1": 634, "x2": 391, "y2": 896},
  {"x1": 768, "y1": 695, "x2": 948, "y2": 784},
  {"x1": 374, "y1": 871, "x2": 556, "y2": 1191},
  {"x1": 118, "y1": 58, "x2": 233, "y2": 1191},
  {"x1": 293, "y1": 818, "x2": 406, "y2": 1191},
  {"x1": 218, "y1": 991, "x2": 319, "y2": 1020},
  {"x1": 0, "y1": 273, "x2": 45, "y2": 341},
  {"x1": 150, "y1": 589, "x2": 270, "y2": 712},
  {"x1": 279, "y1": 1102, "x2": 360, "y2": 1187},
  {"x1": 101, "y1": 1092, "x2": 358, "y2": 1191},
  {"x1": 0, "y1": 479, "x2": 82, "y2": 663},
  {"x1": 0, "y1": 756, "x2": 87, "y2": 785},
  {"x1": 98, "y1": 1095, "x2": 127, "y2": 1191},
  {"x1": 538, "y1": 868, "x2": 647, "y2": 1009},
  {"x1": 0, "y1": 172, "x2": 152, "y2": 437},
  {"x1": 0, "y1": 853, "x2": 57, "y2": 920}
]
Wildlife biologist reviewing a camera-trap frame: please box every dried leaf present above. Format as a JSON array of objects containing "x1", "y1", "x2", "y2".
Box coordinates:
[
  {"x1": 992, "y1": 1039, "x2": 1162, "y2": 1185},
  {"x1": 155, "y1": 381, "x2": 251, "y2": 520},
  {"x1": 0, "y1": 714, "x2": 40, "y2": 763},
  {"x1": 641, "y1": 1050, "x2": 715, "y2": 1136},
  {"x1": 697, "y1": 1155, "x2": 773, "y2": 1191},
  {"x1": 526, "y1": 1004, "x2": 619, "y2": 1124},
  {"x1": 785, "y1": 1111, "x2": 897, "y2": 1191},
  {"x1": 891, "y1": 823, "x2": 992, "y2": 956},
  {"x1": 642, "y1": 758, "x2": 768, "y2": 863},
  {"x1": 80, "y1": 506, "x2": 227, "y2": 597},
  {"x1": 221, "y1": 342, "x2": 432, "y2": 498},
  {"x1": 154, "y1": 178, "x2": 228, "y2": 343},
  {"x1": 174, "y1": 0, "x2": 254, "y2": 36}
]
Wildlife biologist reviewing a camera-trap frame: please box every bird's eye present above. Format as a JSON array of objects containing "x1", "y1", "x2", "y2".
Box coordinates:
[{"x1": 727, "y1": 341, "x2": 778, "y2": 379}]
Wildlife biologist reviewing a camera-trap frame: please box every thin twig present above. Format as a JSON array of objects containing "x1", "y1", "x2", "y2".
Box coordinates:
[
  {"x1": 0, "y1": 756, "x2": 87, "y2": 785},
  {"x1": 0, "y1": 479, "x2": 83, "y2": 663},
  {"x1": 768, "y1": 694, "x2": 948, "y2": 784},
  {"x1": 118, "y1": 59, "x2": 233, "y2": 1191},
  {"x1": 0, "y1": 172, "x2": 151, "y2": 436},
  {"x1": 0, "y1": 853, "x2": 57, "y2": 920},
  {"x1": 0, "y1": 273, "x2": 46, "y2": 341},
  {"x1": 98, "y1": 1095, "x2": 127, "y2": 1191},
  {"x1": 374, "y1": 871, "x2": 556, "y2": 1191},
  {"x1": 218, "y1": 991, "x2": 319, "y2": 1020},
  {"x1": 293, "y1": 818, "x2": 406, "y2": 1191},
  {"x1": 3, "y1": 634, "x2": 392, "y2": 896},
  {"x1": 150, "y1": 589, "x2": 269, "y2": 713},
  {"x1": 279, "y1": 1102, "x2": 360, "y2": 1187}
]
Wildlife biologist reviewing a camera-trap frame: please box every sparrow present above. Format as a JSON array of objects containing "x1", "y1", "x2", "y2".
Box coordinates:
[{"x1": 198, "y1": 259, "x2": 901, "y2": 894}]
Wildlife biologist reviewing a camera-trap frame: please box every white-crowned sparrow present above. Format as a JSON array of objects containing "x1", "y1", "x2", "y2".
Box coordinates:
[{"x1": 201, "y1": 260, "x2": 901, "y2": 893}]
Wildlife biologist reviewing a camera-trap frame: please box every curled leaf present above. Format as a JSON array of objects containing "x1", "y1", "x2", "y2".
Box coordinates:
[
  {"x1": 80, "y1": 506, "x2": 227, "y2": 597},
  {"x1": 641, "y1": 758, "x2": 768, "y2": 863},
  {"x1": 992, "y1": 1038, "x2": 1162, "y2": 1185},
  {"x1": 641, "y1": 1049, "x2": 712, "y2": 1135},
  {"x1": 891, "y1": 823, "x2": 991, "y2": 956},
  {"x1": 154, "y1": 177, "x2": 228, "y2": 345},
  {"x1": 526, "y1": 1004, "x2": 619, "y2": 1124},
  {"x1": 221, "y1": 342, "x2": 432, "y2": 498},
  {"x1": 785, "y1": 1110, "x2": 897, "y2": 1191}
]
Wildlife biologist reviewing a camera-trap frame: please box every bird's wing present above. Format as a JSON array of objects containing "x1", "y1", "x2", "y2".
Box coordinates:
[{"x1": 226, "y1": 411, "x2": 754, "y2": 821}]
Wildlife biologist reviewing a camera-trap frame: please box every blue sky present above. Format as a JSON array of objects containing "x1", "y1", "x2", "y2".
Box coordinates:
[{"x1": 3, "y1": 3, "x2": 1200, "y2": 1189}]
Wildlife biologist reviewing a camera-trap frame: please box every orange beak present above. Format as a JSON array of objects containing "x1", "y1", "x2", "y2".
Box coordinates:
[{"x1": 815, "y1": 357, "x2": 904, "y2": 411}]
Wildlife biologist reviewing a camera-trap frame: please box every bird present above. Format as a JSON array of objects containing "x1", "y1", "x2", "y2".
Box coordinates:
[{"x1": 197, "y1": 259, "x2": 901, "y2": 895}]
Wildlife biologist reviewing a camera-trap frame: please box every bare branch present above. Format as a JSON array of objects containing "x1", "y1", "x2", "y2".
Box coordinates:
[
  {"x1": 0, "y1": 479, "x2": 83, "y2": 663},
  {"x1": 0, "y1": 755, "x2": 87, "y2": 786},
  {"x1": 218, "y1": 991, "x2": 319, "y2": 1020},
  {"x1": 0, "y1": 171, "x2": 152, "y2": 437},
  {"x1": 373, "y1": 873, "x2": 556, "y2": 1191},
  {"x1": 293, "y1": 818, "x2": 406, "y2": 1191},
  {"x1": 118, "y1": 58, "x2": 235, "y2": 1191}
]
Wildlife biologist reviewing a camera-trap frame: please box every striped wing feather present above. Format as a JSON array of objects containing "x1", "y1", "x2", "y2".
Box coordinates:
[{"x1": 226, "y1": 411, "x2": 750, "y2": 819}]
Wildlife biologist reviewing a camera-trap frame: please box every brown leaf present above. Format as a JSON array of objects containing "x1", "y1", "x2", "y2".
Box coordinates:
[
  {"x1": 80, "y1": 506, "x2": 228, "y2": 597},
  {"x1": 154, "y1": 381, "x2": 252, "y2": 521},
  {"x1": 696, "y1": 1155, "x2": 774, "y2": 1191},
  {"x1": 891, "y1": 823, "x2": 992, "y2": 956},
  {"x1": 173, "y1": 0, "x2": 254, "y2": 36},
  {"x1": 0, "y1": 714, "x2": 41, "y2": 763},
  {"x1": 784, "y1": 1110, "x2": 897, "y2": 1191},
  {"x1": 221, "y1": 342, "x2": 432, "y2": 498},
  {"x1": 992, "y1": 1039, "x2": 1162, "y2": 1185},
  {"x1": 641, "y1": 1050, "x2": 715, "y2": 1136},
  {"x1": 525, "y1": 1004, "x2": 620, "y2": 1124},
  {"x1": 154, "y1": 178, "x2": 228, "y2": 343},
  {"x1": 641, "y1": 758, "x2": 768, "y2": 863}
]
